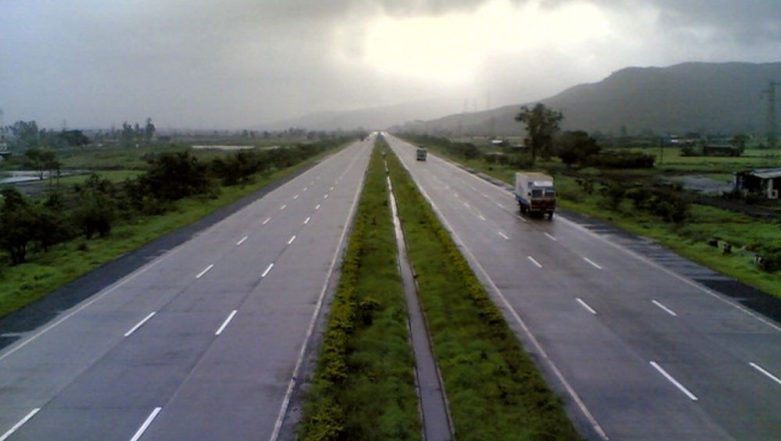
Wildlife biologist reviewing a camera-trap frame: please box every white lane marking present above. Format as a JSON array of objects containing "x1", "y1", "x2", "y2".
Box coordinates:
[
  {"x1": 315, "y1": 204, "x2": 321, "y2": 210},
  {"x1": 0, "y1": 408, "x2": 40, "y2": 441},
  {"x1": 124, "y1": 312, "x2": 156, "y2": 337},
  {"x1": 236, "y1": 236, "x2": 248, "y2": 246},
  {"x1": 262, "y1": 263, "x2": 274, "y2": 278},
  {"x1": 576, "y1": 298, "x2": 598, "y2": 315},
  {"x1": 330, "y1": 186, "x2": 334, "y2": 191},
  {"x1": 481, "y1": 192, "x2": 489, "y2": 198},
  {"x1": 545, "y1": 232, "x2": 557, "y2": 241},
  {"x1": 323, "y1": 194, "x2": 328, "y2": 199},
  {"x1": 279, "y1": 204, "x2": 287, "y2": 210},
  {"x1": 650, "y1": 361, "x2": 698, "y2": 401},
  {"x1": 215, "y1": 310, "x2": 238, "y2": 336},
  {"x1": 287, "y1": 235, "x2": 296, "y2": 245},
  {"x1": 652, "y1": 300, "x2": 678, "y2": 317},
  {"x1": 469, "y1": 185, "x2": 477, "y2": 191},
  {"x1": 555, "y1": 214, "x2": 781, "y2": 333},
  {"x1": 270, "y1": 144, "x2": 369, "y2": 441},
  {"x1": 263, "y1": 217, "x2": 271, "y2": 225},
  {"x1": 528, "y1": 256, "x2": 543, "y2": 269},
  {"x1": 304, "y1": 216, "x2": 311, "y2": 225},
  {"x1": 129, "y1": 407, "x2": 162, "y2": 441},
  {"x1": 583, "y1": 257, "x2": 603, "y2": 270},
  {"x1": 463, "y1": 202, "x2": 470, "y2": 208},
  {"x1": 387, "y1": 142, "x2": 609, "y2": 441},
  {"x1": 478, "y1": 214, "x2": 486, "y2": 221},
  {"x1": 494, "y1": 201, "x2": 504, "y2": 209},
  {"x1": 293, "y1": 194, "x2": 299, "y2": 200},
  {"x1": 453, "y1": 192, "x2": 459, "y2": 198},
  {"x1": 303, "y1": 187, "x2": 308, "y2": 192},
  {"x1": 749, "y1": 362, "x2": 781, "y2": 385},
  {"x1": 195, "y1": 264, "x2": 214, "y2": 279},
  {"x1": 498, "y1": 231, "x2": 509, "y2": 240}
]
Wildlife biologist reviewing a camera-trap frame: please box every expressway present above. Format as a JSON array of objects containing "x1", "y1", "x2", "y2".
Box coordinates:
[
  {"x1": 386, "y1": 133, "x2": 781, "y2": 440},
  {"x1": 0, "y1": 138, "x2": 372, "y2": 441}
]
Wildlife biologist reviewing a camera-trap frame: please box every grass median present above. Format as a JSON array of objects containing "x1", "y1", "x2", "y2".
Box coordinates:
[
  {"x1": 385, "y1": 142, "x2": 578, "y2": 441},
  {"x1": 298, "y1": 143, "x2": 420, "y2": 440},
  {"x1": 0, "y1": 145, "x2": 343, "y2": 319}
]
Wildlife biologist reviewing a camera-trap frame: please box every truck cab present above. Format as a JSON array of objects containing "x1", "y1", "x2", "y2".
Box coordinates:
[{"x1": 416, "y1": 147, "x2": 427, "y2": 161}]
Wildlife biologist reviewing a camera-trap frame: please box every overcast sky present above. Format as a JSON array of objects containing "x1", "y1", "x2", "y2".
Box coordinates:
[{"x1": 1, "y1": 0, "x2": 779, "y2": 129}]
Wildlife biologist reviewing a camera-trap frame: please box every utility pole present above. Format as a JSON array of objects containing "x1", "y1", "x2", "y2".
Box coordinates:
[{"x1": 764, "y1": 81, "x2": 780, "y2": 149}]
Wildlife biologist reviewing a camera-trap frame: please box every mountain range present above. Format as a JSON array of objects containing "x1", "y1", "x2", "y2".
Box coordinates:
[{"x1": 266, "y1": 62, "x2": 781, "y2": 136}]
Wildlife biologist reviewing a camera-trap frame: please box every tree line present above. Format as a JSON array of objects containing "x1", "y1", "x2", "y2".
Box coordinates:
[{"x1": 0, "y1": 138, "x2": 346, "y2": 265}]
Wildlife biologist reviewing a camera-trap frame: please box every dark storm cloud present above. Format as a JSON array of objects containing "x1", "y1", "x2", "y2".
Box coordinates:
[{"x1": 1, "y1": 0, "x2": 779, "y2": 128}]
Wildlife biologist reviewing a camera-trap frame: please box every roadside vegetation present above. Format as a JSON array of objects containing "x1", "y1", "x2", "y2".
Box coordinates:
[
  {"x1": 384, "y1": 138, "x2": 579, "y2": 441},
  {"x1": 298, "y1": 143, "x2": 420, "y2": 441},
  {"x1": 400, "y1": 129, "x2": 781, "y2": 298},
  {"x1": 0, "y1": 138, "x2": 350, "y2": 318}
]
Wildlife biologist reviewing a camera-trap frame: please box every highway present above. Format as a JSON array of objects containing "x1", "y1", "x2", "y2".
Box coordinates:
[
  {"x1": 0, "y1": 138, "x2": 372, "y2": 441},
  {"x1": 386, "y1": 133, "x2": 781, "y2": 441}
]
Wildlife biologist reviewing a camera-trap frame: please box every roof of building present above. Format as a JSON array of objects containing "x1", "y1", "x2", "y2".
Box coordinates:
[{"x1": 746, "y1": 167, "x2": 781, "y2": 179}]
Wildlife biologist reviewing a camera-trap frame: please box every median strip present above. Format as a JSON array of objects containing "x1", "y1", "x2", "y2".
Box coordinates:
[{"x1": 298, "y1": 143, "x2": 420, "y2": 440}]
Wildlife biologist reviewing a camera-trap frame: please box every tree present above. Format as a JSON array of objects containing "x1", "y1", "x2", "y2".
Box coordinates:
[
  {"x1": 731, "y1": 133, "x2": 749, "y2": 154},
  {"x1": 556, "y1": 131, "x2": 601, "y2": 166},
  {"x1": 515, "y1": 104, "x2": 563, "y2": 165},
  {"x1": 0, "y1": 188, "x2": 37, "y2": 264},
  {"x1": 24, "y1": 148, "x2": 58, "y2": 180},
  {"x1": 144, "y1": 118, "x2": 156, "y2": 144}
]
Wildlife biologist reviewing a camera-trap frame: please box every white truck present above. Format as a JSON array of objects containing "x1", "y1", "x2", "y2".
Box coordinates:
[{"x1": 514, "y1": 172, "x2": 556, "y2": 219}]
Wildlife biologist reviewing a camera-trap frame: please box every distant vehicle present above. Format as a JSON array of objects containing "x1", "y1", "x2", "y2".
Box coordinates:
[
  {"x1": 416, "y1": 147, "x2": 427, "y2": 161},
  {"x1": 514, "y1": 172, "x2": 556, "y2": 219}
]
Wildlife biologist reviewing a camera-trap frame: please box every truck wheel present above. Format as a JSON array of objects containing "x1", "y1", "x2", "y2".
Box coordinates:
[{"x1": 547, "y1": 212, "x2": 554, "y2": 220}]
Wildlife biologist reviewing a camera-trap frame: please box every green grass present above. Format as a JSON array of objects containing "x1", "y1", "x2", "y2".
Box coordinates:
[
  {"x1": 385, "y1": 144, "x2": 579, "y2": 441},
  {"x1": 298, "y1": 143, "x2": 420, "y2": 441},
  {"x1": 0, "y1": 147, "x2": 342, "y2": 319}
]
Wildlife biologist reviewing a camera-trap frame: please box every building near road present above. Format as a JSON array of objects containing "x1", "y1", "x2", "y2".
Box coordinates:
[{"x1": 734, "y1": 167, "x2": 781, "y2": 199}]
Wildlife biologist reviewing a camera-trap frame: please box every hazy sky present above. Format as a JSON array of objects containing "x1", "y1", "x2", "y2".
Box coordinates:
[{"x1": 1, "y1": 0, "x2": 779, "y2": 129}]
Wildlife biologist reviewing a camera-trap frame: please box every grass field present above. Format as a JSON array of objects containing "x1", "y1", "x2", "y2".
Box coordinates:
[
  {"x1": 410, "y1": 138, "x2": 781, "y2": 299},
  {"x1": 385, "y1": 141, "x2": 578, "y2": 441},
  {"x1": 0, "y1": 146, "x2": 343, "y2": 319},
  {"x1": 298, "y1": 143, "x2": 420, "y2": 441}
]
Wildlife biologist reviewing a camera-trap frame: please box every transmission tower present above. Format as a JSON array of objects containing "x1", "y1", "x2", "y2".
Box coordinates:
[{"x1": 764, "y1": 81, "x2": 780, "y2": 149}]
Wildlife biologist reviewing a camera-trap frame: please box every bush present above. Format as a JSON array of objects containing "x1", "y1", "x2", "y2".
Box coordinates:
[{"x1": 588, "y1": 151, "x2": 655, "y2": 168}]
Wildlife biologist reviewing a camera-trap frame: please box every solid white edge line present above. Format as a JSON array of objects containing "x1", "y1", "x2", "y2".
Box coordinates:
[
  {"x1": 0, "y1": 408, "x2": 40, "y2": 441},
  {"x1": 428, "y1": 143, "x2": 781, "y2": 334},
  {"x1": 650, "y1": 361, "x2": 698, "y2": 401},
  {"x1": 124, "y1": 312, "x2": 157, "y2": 337},
  {"x1": 583, "y1": 257, "x2": 603, "y2": 270},
  {"x1": 749, "y1": 362, "x2": 781, "y2": 385},
  {"x1": 304, "y1": 217, "x2": 311, "y2": 225},
  {"x1": 195, "y1": 264, "x2": 214, "y2": 279},
  {"x1": 215, "y1": 310, "x2": 238, "y2": 336},
  {"x1": 576, "y1": 298, "x2": 597, "y2": 315},
  {"x1": 263, "y1": 217, "x2": 271, "y2": 225},
  {"x1": 387, "y1": 136, "x2": 609, "y2": 441},
  {"x1": 652, "y1": 300, "x2": 678, "y2": 317},
  {"x1": 261, "y1": 263, "x2": 274, "y2": 278},
  {"x1": 545, "y1": 232, "x2": 558, "y2": 241},
  {"x1": 528, "y1": 256, "x2": 543, "y2": 268},
  {"x1": 236, "y1": 236, "x2": 248, "y2": 246},
  {"x1": 287, "y1": 235, "x2": 296, "y2": 245},
  {"x1": 498, "y1": 231, "x2": 509, "y2": 240},
  {"x1": 129, "y1": 407, "x2": 162, "y2": 441},
  {"x1": 269, "y1": 144, "x2": 368, "y2": 441}
]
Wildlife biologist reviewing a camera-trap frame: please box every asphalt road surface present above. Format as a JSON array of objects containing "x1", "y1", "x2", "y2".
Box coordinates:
[
  {"x1": 386, "y1": 133, "x2": 781, "y2": 441},
  {"x1": 0, "y1": 138, "x2": 372, "y2": 441}
]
